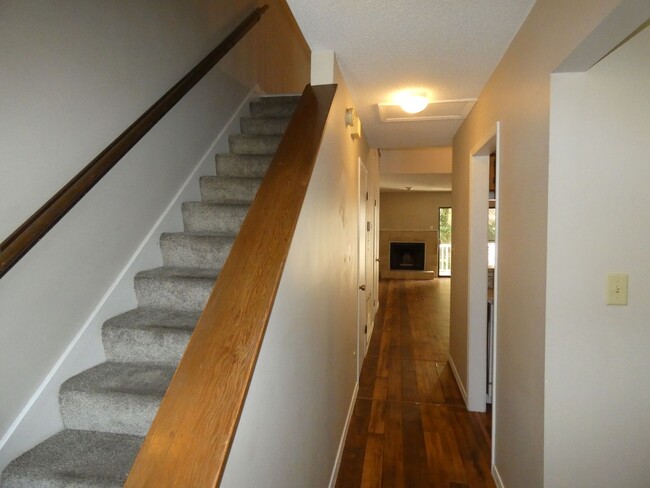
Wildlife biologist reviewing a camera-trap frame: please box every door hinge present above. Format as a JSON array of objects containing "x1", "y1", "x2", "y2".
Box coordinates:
[
  {"x1": 364, "y1": 325, "x2": 367, "y2": 334},
  {"x1": 365, "y1": 191, "x2": 369, "y2": 201}
]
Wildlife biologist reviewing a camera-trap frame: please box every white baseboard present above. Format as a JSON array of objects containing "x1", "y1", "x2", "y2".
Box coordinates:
[
  {"x1": 492, "y1": 464, "x2": 505, "y2": 488},
  {"x1": 448, "y1": 355, "x2": 469, "y2": 407},
  {"x1": 328, "y1": 381, "x2": 359, "y2": 488},
  {"x1": 0, "y1": 88, "x2": 259, "y2": 472}
]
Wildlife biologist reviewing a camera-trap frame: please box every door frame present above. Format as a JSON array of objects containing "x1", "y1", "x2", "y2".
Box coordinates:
[{"x1": 467, "y1": 123, "x2": 500, "y2": 424}]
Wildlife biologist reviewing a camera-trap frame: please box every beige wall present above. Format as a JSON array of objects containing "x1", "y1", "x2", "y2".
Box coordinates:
[
  {"x1": 0, "y1": 0, "x2": 309, "y2": 468},
  {"x1": 221, "y1": 0, "x2": 310, "y2": 94},
  {"x1": 380, "y1": 147, "x2": 452, "y2": 174},
  {"x1": 450, "y1": 0, "x2": 628, "y2": 486},
  {"x1": 221, "y1": 58, "x2": 380, "y2": 487},
  {"x1": 380, "y1": 191, "x2": 451, "y2": 230}
]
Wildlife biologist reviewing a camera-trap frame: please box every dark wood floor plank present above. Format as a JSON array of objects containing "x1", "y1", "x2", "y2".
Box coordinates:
[
  {"x1": 335, "y1": 279, "x2": 494, "y2": 488},
  {"x1": 358, "y1": 354, "x2": 379, "y2": 399},
  {"x1": 381, "y1": 401, "x2": 405, "y2": 488},
  {"x1": 360, "y1": 433, "x2": 384, "y2": 488},
  {"x1": 421, "y1": 405, "x2": 469, "y2": 486},
  {"x1": 412, "y1": 359, "x2": 446, "y2": 404},
  {"x1": 436, "y1": 361, "x2": 466, "y2": 406},
  {"x1": 335, "y1": 399, "x2": 373, "y2": 488},
  {"x1": 450, "y1": 409, "x2": 494, "y2": 488},
  {"x1": 386, "y1": 355, "x2": 403, "y2": 402},
  {"x1": 401, "y1": 403, "x2": 433, "y2": 488},
  {"x1": 368, "y1": 400, "x2": 386, "y2": 435}
]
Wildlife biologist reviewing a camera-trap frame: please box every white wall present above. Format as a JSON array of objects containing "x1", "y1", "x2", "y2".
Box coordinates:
[
  {"x1": 449, "y1": 0, "x2": 634, "y2": 485},
  {"x1": 0, "y1": 0, "x2": 309, "y2": 467},
  {"x1": 221, "y1": 59, "x2": 380, "y2": 487},
  {"x1": 545, "y1": 25, "x2": 650, "y2": 487}
]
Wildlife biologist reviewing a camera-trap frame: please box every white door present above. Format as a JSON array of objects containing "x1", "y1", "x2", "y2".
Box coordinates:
[
  {"x1": 357, "y1": 159, "x2": 368, "y2": 378},
  {"x1": 364, "y1": 190, "x2": 374, "y2": 351},
  {"x1": 373, "y1": 196, "x2": 380, "y2": 313}
]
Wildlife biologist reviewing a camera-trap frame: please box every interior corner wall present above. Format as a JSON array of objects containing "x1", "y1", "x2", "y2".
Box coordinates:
[
  {"x1": 380, "y1": 147, "x2": 452, "y2": 174},
  {"x1": 0, "y1": 0, "x2": 309, "y2": 464},
  {"x1": 220, "y1": 71, "x2": 378, "y2": 487},
  {"x1": 545, "y1": 25, "x2": 650, "y2": 487},
  {"x1": 311, "y1": 51, "x2": 337, "y2": 85},
  {"x1": 449, "y1": 0, "x2": 627, "y2": 486},
  {"x1": 380, "y1": 191, "x2": 451, "y2": 231},
  {"x1": 220, "y1": 0, "x2": 310, "y2": 94}
]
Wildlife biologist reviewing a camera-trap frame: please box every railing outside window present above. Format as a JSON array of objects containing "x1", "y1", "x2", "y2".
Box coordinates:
[{"x1": 439, "y1": 243, "x2": 451, "y2": 276}]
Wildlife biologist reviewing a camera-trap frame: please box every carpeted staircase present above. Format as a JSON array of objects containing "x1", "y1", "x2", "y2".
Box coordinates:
[{"x1": 0, "y1": 95, "x2": 300, "y2": 488}]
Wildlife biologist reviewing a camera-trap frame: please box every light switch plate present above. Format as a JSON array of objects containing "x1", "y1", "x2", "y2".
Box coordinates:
[{"x1": 607, "y1": 273, "x2": 628, "y2": 305}]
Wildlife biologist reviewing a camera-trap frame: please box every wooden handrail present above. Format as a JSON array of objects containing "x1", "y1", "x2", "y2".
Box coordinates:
[
  {"x1": 125, "y1": 84, "x2": 338, "y2": 487},
  {"x1": 0, "y1": 4, "x2": 269, "y2": 279}
]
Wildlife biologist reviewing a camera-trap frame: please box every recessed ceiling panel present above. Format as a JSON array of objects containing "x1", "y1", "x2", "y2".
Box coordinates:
[{"x1": 378, "y1": 99, "x2": 477, "y2": 122}]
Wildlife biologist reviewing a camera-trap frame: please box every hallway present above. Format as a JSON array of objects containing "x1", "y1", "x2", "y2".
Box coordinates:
[{"x1": 335, "y1": 279, "x2": 494, "y2": 488}]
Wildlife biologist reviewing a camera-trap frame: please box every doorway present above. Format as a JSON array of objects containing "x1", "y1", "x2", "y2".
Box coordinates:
[{"x1": 466, "y1": 123, "x2": 500, "y2": 464}]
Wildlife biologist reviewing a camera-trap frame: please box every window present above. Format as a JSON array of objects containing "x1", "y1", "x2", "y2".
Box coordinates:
[
  {"x1": 439, "y1": 207, "x2": 452, "y2": 276},
  {"x1": 488, "y1": 208, "x2": 496, "y2": 268}
]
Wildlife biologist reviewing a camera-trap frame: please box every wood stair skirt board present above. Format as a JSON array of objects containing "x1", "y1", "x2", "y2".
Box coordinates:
[
  {"x1": 379, "y1": 229, "x2": 437, "y2": 280},
  {"x1": 0, "y1": 95, "x2": 301, "y2": 488}
]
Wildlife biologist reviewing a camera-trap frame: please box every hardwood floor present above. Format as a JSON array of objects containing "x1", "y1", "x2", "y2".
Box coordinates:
[{"x1": 335, "y1": 279, "x2": 494, "y2": 488}]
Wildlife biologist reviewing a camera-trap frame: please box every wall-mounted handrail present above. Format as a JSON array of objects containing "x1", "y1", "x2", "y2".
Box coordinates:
[
  {"x1": 0, "y1": 4, "x2": 269, "y2": 279},
  {"x1": 124, "y1": 83, "x2": 338, "y2": 487}
]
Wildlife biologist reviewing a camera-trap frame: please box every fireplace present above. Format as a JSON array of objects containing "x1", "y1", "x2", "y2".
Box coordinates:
[{"x1": 389, "y1": 242, "x2": 425, "y2": 271}]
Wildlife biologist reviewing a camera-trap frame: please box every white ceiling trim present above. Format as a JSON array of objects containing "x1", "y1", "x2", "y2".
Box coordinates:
[{"x1": 378, "y1": 98, "x2": 477, "y2": 123}]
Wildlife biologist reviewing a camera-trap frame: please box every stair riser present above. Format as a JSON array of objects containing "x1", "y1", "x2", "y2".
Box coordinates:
[
  {"x1": 199, "y1": 176, "x2": 262, "y2": 204},
  {"x1": 215, "y1": 154, "x2": 272, "y2": 178},
  {"x1": 182, "y1": 203, "x2": 248, "y2": 234},
  {"x1": 160, "y1": 234, "x2": 234, "y2": 269},
  {"x1": 60, "y1": 391, "x2": 161, "y2": 437},
  {"x1": 134, "y1": 275, "x2": 215, "y2": 312},
  {"x1": 240, "y1": 117, "x2": 291, "y2": 135},
  {"x1": 103, "y1": 326, "x2": 191, "y2": 365},
  {"x1": 228, "y1": 135, "x2": 281, "y2": 155},
  {"x1": 249, "y1": 100, "x2": 299, "y2": 117}
]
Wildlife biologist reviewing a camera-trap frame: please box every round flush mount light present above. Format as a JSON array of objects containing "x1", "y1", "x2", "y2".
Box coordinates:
[{"x1": 400, "y1": 95, "x2": 429, "y2": 114}]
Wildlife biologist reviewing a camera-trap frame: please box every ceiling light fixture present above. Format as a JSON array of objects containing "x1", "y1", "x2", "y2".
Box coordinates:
[{"x1": 399, "y1": 95, "x2": 429, "y2": 114}]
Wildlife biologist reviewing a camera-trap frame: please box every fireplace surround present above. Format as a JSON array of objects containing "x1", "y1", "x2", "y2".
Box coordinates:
[
  {"x1": 389, "y1": 242, "x2": 425, "y2": 271},
  {"x1": 379, "y1": 229, "x2": 437, "y2": 280}
]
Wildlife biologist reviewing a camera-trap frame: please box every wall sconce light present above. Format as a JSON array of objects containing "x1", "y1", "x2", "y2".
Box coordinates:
[{"x1": 345, "y1": 108, "x2": 361, "y2": 140}]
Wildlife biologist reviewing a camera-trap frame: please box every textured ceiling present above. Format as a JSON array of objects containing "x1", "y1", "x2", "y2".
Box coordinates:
[{"x1": 286, "y1": 0, "x2": 536, "y2": 148}]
